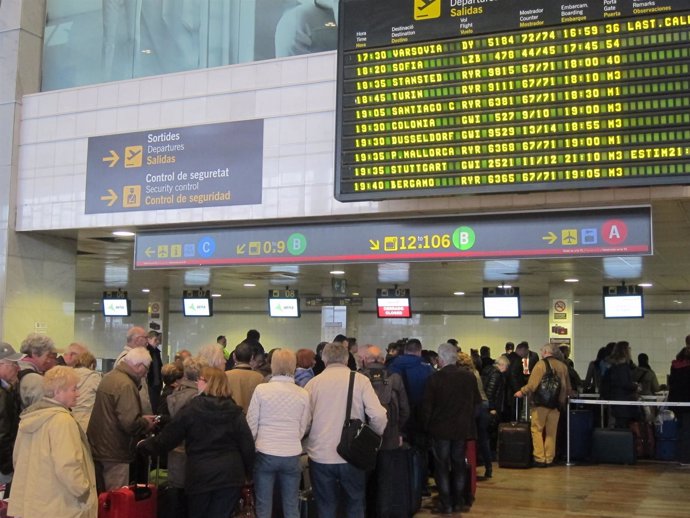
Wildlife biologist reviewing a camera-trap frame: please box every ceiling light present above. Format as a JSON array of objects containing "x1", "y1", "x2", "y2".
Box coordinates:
[
  {"x1": 638, "y1": 283, "x2": 653, "y2": 287},
  {"x1": 330, "y1": 270, "x2": 345, "y2": 275},
  {"x1": 498, "y1": 284, "x2": 512, "y2": 289},
  {"x1": 243, "y1": 283, "x2": 256, "y2": 288},
  {"x1": 351, "y1": 292, "x2": 360, "y2": 296},
  {"x1": 141, "y1": 288, "x2": 150, "y2": 293},
  {"x1": 453, "y1": 291, "x2": 465, "y2": 296},
  {"x1": 211, "y1": 293, "x2": 222, "y2": 298},
  {"x1": 92, "y1": 301, "x2": 100, "y2": 305},
  {"x1": 564, "y1": 278, "x2": 579, "y2": 283},
  {"x1": 674, "y1": 300, "x2": 683, "y2": 304},
  {"x1": 112, "y1": 230, "x2": 135, "y2": 237}
]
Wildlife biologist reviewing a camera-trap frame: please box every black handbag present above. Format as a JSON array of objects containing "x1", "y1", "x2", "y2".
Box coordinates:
[{"x1": 336, "y1": 371, "x2": 382, "y2": 471}]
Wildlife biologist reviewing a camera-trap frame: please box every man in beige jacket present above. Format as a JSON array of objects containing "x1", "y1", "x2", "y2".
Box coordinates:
[{"x1": 515, "y1": 343, "x2": 572, "y2": 467}]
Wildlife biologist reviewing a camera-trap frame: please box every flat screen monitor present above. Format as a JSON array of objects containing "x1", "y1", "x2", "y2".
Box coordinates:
[
  {"x1": 376, "y1": 296, "x2": 412, "y2": 318},
  {"x1": 268, "y1": 297, "x2": 300, "y2": 318},
  {"x1": 603, "y1": 294, "x2": 644, "y2": 318},
  {"x1": 102, "y1": 298, "x2": 131, "y2": 317},
  {"x1": 482, "y1": 288, "x2": 520, "y2": 318},
  {"x1": 183, "y1": 297, "x2": 213, "y2": 317}
]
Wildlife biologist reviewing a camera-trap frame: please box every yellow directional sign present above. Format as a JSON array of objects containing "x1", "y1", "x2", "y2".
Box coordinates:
[
  {"x1": 542, "y1": 232, "x2": 557, "y2": 245},
  {"x1": 414, "y1": 0, "x2": 440, "y2": 20},
  {"x1": 369, "y1": 239, "x2": 380, "y2": 251},
  {"x1": 124, "y1": 146, "x2": 143, "y2": 168},
  {"x1": 102, "y1": 150, "x2": 119, "y2": 167},
  {"x1": 236, "y1": 244, "x2": 246, "y2": 254},
  {"x1": 145, "y1": 247, "x2": 155, "y2": 258},
  {"x1": 100, "y1": 189, "x2": 118, "y2": 207}
]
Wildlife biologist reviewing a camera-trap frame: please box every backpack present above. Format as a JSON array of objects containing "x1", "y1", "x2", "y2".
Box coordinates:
[
  {"x1": 532, "y1": 358, "x2": 561, "y2": 409},
  {"x1": 16, "y1": 368, "x2": 40, "y2": 410},
  {"x1": 364, "y1": 368, "x2": 398, "y2": 446}
]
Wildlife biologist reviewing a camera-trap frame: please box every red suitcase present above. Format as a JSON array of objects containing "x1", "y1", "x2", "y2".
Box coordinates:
[
  {"x1": 98, "y1": 484, "x2": 157, "y2": 518},
  {"x1": 464, "y1": 439, "x2": 477, "y2": 506}
]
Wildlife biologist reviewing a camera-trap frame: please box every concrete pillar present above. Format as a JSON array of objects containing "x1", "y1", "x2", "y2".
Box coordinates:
[{"x1": 0, "y1": 0, "x2": 77, "y2": 346}]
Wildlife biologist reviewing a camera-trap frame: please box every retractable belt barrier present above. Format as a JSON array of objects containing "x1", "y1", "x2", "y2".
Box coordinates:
[{"x1": 566, "y1": 398, "x2": 690, "y2": 465}]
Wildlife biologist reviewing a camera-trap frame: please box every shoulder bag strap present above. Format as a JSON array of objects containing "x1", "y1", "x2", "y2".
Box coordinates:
[
  {"x1": 344, "y1": 371, "x2": 356, "y2": 425},
  {"x1": 544, "y1": 358, "x2": 552, "y2": 373}
]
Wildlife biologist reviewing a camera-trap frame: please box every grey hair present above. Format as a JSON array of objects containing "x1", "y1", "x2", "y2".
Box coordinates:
[
  {"x1": 122, "y1": 346, "x2": 152, "y2": 368},
  {"x1": 20, "y1": 333, "x2": 56, "y2": 357},
  {"x1": 541, "y1": 343, "x2": 559, "y2": 357},
  {"x1": 271, "y1": 349, "x2": 297, "y2": 377},
  {"x1": 182, "y1": 357, "x2": 202, "y2": 381},
  {"x1": 438, "y1": 343, "x2": 459, "y2": 367},
  {"x1": 322, "y1": 342, "x2": 349, "y2": 366},
  {"x1": 197, "y1": 344, "x2": 225, "y2": 369}
]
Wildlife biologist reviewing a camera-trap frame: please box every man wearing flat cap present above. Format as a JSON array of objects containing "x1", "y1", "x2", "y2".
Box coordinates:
[{"x1": 0, "y1": 343, "x2": 25, "y2": 497}]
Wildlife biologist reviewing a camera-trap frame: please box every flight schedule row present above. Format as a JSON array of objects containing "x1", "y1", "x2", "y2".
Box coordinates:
[
  {"x1": 346, "y1": 16, "x2": 690, "y2": 67},
  {"x1": 347, "y1": 81, "x2": 689, "y2": 122},
  {"x1": 344, "y1": 162, "x2": 690, "y2": 195}
]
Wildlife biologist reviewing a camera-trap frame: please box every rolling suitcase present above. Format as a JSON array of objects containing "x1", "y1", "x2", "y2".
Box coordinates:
[
  {"x1": 569, "y1": 409, "x2": 593, "y2": 461},
  {"x1": 98, "y1": 484, "x2": 158, "y2": 518},
  {"x1": 463, "y1": 439, "x2": 477, "y2": 507},
  {"x1": 591, "y1": 428, "x2": 635, "y2": 464},
  {"x1": 498, "y1": 398, "x2": 532, "y2": 468},
  {"x1": 407, "y1": 446, "x2": 425, "y2": 514},
  {"x1": 655, "y1": 416, "x2": 679, "y2": 461}
]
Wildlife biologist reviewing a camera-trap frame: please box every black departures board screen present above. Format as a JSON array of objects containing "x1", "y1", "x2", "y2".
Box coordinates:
[{"x1": 334, "y1": 0, "x2": 690, "y2": 201}]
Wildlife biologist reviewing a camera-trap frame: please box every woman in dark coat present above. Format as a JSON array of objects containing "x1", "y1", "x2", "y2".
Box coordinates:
[
  {"x1": 482, "y1": 355, "x2": 509, "y2": 452},
  {"x1": 601, "y1": 341, "x2": 641, "y2": 427},
  {"x1": 138, "y1": 366, "x2": 255, "y2": 518},
  {"x1": 668, "y1": 347, "x2": 690, "y2": 463}
]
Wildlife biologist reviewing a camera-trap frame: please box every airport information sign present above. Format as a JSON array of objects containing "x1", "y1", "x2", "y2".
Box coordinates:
[
  {"x1": 335, "y1": 0, "x2": 690, "y2": 200},
  {"x1": 86, "y1": 120, "x2": 263, "y2": 213},
  {"x1": 134, "y1": 206, "x2": 651, "y2": 268}
]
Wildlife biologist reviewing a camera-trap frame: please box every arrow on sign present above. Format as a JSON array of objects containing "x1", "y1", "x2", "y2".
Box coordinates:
[
  {"x1": 542, "y1": 231, "x2": 557, "y2": 245},
  {"x1": 102, "y1": 150, "x2": 120, "y2": 167},
  {"x1": 369, "y1": 239, "x2": 380, "y2": 251},
  {"x1": 145, "y1": 247, "x2": 155, "y2": 258},
  {"x1": 100, "y1": 189, "x2": 118, "y2": 207},
  {"x1": 236, "y1": 244, "x2": 246, "y2": 255}
]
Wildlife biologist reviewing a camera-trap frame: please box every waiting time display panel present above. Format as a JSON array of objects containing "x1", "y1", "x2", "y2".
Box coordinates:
[{"x1": 335, "y1": 0, "x2": 690, "y2": 201}]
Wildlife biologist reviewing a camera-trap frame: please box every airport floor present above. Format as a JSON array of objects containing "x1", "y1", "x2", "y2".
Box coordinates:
[{"x1": 414, "y1": 461, "x2": 690, "y2": 517}]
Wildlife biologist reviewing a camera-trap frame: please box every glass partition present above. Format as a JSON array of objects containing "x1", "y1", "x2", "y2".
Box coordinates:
[{"x1": 42, "y1": 0, "x2": 338, "y2": 91}]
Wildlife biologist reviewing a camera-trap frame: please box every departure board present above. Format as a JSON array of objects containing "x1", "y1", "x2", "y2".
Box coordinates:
[{"x1": 335, "y1": 0, "x2": 690, "y2": 201}]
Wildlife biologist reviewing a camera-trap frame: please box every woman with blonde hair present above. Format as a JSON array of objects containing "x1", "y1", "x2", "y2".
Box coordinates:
[
  {"x1": 72, "y1": 351, "x2": 101, "y2": 432},
  {"x1": 247, "y1": 349, "x2": 311, "y2": 518},
  {"x1": 138, "y1": 366, "x2": 254, "y2": 518},
  {"x1": 9, "y1": 366, "x2": 98, "y2": 518}
]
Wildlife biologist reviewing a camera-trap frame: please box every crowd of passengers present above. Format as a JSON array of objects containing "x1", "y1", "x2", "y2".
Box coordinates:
[{"x1": 0, "y1": 327, "x2": 689, "y2": 518}]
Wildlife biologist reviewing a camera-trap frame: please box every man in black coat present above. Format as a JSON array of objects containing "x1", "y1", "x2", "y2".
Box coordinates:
[
  {"x1": 509, "y1": 342, "x2": 538, "y2": 418},
  {"x1": 420, "y1": 343, "x2": 481, "y2": 514},
  {"x1": 147, "y1": 330, "x2": 163, "y2": 413}
]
